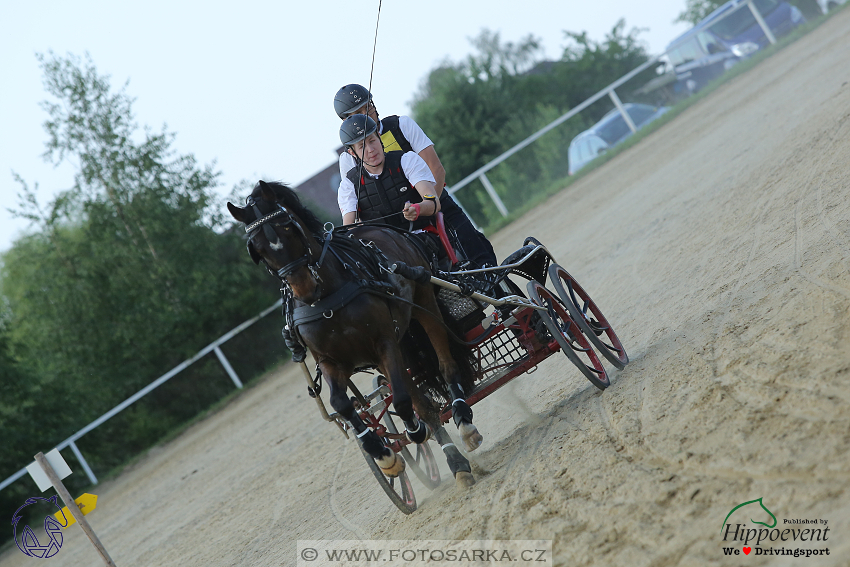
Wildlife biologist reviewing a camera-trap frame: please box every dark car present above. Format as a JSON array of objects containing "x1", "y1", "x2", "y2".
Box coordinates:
[
  {"x1": 704, "y1": 0, "x2": 805, "y2": 51},
  {"x1": 666, "y1": 0, "x2": 805, "y2": 94},
  {"x1": 666, "y1": 29, "x2": 743, "y2": 95},
  {"x1": 567, "y1": 103, "x2": 669, "y2": 175}
]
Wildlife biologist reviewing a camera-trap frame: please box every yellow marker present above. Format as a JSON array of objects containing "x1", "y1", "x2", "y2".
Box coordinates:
[{"x1": 54, "y1": 493, "x2": 97, "y2": 528}]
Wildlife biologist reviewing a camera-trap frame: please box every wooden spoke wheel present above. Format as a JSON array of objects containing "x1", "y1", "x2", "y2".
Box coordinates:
[
  {"x1": 359, "y1": 444, "x2": 417, "y2": 515},
  {"x1": 549, "y1": 264, "x2": 629, "y2": 369},
  {"x1": 374, "y1": 375, "x2": 442, "y2": 490},
  {"x1": 527, "y1": 280, "x2": 610, "y2": 390}
]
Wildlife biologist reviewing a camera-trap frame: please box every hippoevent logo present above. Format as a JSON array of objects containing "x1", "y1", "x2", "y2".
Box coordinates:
[
  {"x1": 720, "y1": 497, "x2": 831, "y2": 558},
  {"x1": 11, "y1": 495, "x2": 68, "y2": 558}
]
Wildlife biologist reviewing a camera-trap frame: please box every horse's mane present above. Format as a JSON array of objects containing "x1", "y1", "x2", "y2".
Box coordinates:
[{"x1": 251, "y1": 181, "x2": 325, "y2": 235}]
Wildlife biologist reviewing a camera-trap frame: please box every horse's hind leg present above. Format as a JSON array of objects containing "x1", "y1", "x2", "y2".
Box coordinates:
[
  {"x1": 432, "y1": 426, "x2": 475, "y2": 489},
  {"x1": 412, "y1": 290, "x2": 483, "y2": 452},
  {"x1": 321, "y1": 361, "x2": 405, "y2": 477},
  {"x1": 376, "y1": 339, "x2": 431, "y2": 445}
]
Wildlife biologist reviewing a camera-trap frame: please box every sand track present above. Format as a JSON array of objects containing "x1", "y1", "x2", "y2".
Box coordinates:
[{"x1": 3, "y1": 10, "x2": 850, "y2": 566}]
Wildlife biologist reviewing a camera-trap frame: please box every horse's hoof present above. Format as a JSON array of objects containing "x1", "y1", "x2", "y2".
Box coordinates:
[
  {"x1": 376, "y1": 451, "x2": 405, "y2": 478},
  {"x1": 406, "y1": 421, "x2": 431, "y2": 444},
  {"x1": 455, "y1": 471, "x2": 476, "y2": 489},
  {"x1": 458, "y1": 422, "x2": 483, "y2": 452}
]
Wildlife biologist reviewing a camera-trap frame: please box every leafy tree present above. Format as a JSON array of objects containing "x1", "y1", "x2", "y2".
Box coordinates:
[
  {"x1": 412, "y1": 21, "x2": 652, "y2": 223},
  {"x1": 0, "y1": 53, "x2": 284, "y2": 532},
  {"x1": 676, "y1": 0, "x2": 726, "y2": 25}
]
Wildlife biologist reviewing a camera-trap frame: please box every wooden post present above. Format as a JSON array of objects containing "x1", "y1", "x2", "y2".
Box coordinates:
[{"x1": 34, "y1": 452, "x2": 117, "y2": 566}]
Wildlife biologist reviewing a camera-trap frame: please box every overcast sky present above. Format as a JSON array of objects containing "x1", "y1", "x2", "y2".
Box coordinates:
[{"x1": 0, "y1": 1, "x2": 690, "y2": 252}]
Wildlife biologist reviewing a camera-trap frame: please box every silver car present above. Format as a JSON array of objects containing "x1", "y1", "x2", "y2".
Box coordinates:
[{"x1": 568, "y1": 103, "x2": 669, "y2": 175}]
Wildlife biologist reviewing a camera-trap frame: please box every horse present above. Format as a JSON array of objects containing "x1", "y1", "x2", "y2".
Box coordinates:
[{"x1": 227, "y1": 180, "x2": 480, "y2": 487}]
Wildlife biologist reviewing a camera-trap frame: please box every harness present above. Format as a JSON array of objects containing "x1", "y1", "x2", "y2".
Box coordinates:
[
  {"x1": 244, "y1": 197, "x2": 329, "y2": 284},
  {"x1": 289, "y1": 234, "x2": 398, "y2": 326},
  {"x1": 244, "y1": 197, "x2": 485, "y2": 375}
]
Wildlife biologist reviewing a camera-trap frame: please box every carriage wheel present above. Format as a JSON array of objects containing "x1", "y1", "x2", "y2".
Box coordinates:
[
  {"x1": 373, "y1": 375, "x2": 442, "y2": 490},
  {"x1": 527, "y1": 281, "x2": 610, "y2": 390},
  {"x1": 359, "y1": 444, "x2": 417, "y2": 515},
  {"x1": 548, "y1": 264, "x2": 629, "y2": 369}
]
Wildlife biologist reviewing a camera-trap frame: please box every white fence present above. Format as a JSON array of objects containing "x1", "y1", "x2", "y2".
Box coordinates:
[
  {"x1": 448, "y1": 0, "x2": 778, "y2": 218},
  {"x1": 0, "y1": 300, "x2": 281, "y2": 492},
  {"x1": 0, "y1": 0, "x2": 782, "y2": 497}
]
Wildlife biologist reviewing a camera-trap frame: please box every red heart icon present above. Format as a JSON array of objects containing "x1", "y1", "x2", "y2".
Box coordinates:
[{"x1": 743, "y1": 547, "x2": 751, "y2": 555}]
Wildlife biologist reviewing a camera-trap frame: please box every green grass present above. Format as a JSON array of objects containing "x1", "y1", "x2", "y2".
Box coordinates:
[{"x1": 481, "y1": 3, "x2": 847, "y2": 236}]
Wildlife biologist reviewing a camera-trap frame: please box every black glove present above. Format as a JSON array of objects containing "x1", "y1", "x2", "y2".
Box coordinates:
[{"x1": 282, "y1": 325, "x2": 307, "y2": 363}]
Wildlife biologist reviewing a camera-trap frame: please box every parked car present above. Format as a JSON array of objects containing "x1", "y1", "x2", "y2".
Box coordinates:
[
  {"x1": 666, "y1": 28, "x2": 743, "y2": 95},
  {"x1": 666, "y1": 0, "x2": 805, "y2": 94},
  {"x1": 567, "y1": 103, "x2": 669, "y2": 175},
  {"x1": 816, "y1": 0, "x2": 847, "y2": 13},
  {"x1": 703, "y1": 0, "x2": 805, "y2": 51}
]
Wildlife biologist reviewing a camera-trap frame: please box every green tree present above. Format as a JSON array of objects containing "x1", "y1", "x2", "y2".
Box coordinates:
[
  {"x1": 0, "y1": 53, "x2": 284, "y2": 529},
  {"x1": 676, "y1": 0, "x2": 726, "y2": 25},
  {"x1": 412, "y1": 21, "x2": 651, "y2": 224}
]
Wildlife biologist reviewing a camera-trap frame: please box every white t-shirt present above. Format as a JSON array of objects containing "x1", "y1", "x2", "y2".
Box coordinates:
[{"x1": 337, "y1": 151, "x2": 436, "y2": 216}]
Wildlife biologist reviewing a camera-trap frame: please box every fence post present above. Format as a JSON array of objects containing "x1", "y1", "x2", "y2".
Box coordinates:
[
  {"x1": 608, "y1": 89, "x2": 638, "y2": 134},
  {"x1": 747, "y1": 0, "x2": 777, "y2": 45},
  {"x1": 478, "y1": 173, "x2": 509, "y2": 217},
  {"x1": 68, "y1": 440, "x2": 99, "y2": 486},
  {"x1": 214, "y1": 346, "x2": 243, "y2": 389}
]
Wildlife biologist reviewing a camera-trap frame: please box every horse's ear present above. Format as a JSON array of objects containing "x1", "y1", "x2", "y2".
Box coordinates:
[
  {"x1": 258, "y1": 180, "x2": 276, "y2": 203},
  {"x1": 227, "y1": 202, "x2": 250, "y2": 223}
]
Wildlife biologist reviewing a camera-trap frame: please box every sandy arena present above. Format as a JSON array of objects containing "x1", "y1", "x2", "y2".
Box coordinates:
[{"x1": 3, "y1": 10, "x2": 850, "y2": 567}]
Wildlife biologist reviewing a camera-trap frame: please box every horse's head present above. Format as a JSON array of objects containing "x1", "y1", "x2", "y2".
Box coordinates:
[{"x1": 227, "y1": 180, "x2": 325, "y2": 304}]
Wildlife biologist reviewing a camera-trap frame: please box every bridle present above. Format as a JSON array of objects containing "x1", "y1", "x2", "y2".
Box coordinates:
[{"x1": 244, "y1": 197, "x2": 326, "y2": 287}]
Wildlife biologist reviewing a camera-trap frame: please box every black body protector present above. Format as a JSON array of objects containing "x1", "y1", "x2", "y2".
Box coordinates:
[
  {"x1": 379, "y1": 115, "x2": 411, "y2": 153},
  {"x1": 346, "y1": 151, "x2": 431, "y2": 231}
]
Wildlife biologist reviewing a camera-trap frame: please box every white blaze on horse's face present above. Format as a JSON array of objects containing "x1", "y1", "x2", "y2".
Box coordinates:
[{"x1": 268, "y1": 239, "x2": 284, "y2": 251}]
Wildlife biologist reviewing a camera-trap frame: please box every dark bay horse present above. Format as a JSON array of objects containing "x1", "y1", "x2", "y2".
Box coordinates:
[{"x1": 227, "y1": 181, "x2": 480, "y2": 487}]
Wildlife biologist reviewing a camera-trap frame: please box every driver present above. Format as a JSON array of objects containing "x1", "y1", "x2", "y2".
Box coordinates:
[
  {"x1": 333, "y1": 84, "x2": 497, "y2": 268},
  {"x1": 338, "y1": 114, "x2": 440, "y2": 231}
]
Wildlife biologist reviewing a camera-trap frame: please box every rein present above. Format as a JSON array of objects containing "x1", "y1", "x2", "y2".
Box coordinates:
[{"x1": 245, "y1": 198, "x2": 481, "y2": 350}]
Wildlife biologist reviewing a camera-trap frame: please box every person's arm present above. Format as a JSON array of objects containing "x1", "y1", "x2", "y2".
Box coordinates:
[
  {"x1": 400, "y1": 152, "x2": 439, "y2": 221},
  {"x1": 403, "y1": 181, "x2": 440, "y2": 221},
  {"x1": 417, "y1": 146, "x2": 446, "y2": 196},
  {"x1": 337, "y1": 157, "x2": 359, "y2": 225},
  {"x1": 398, "y1": 116, "x2": 447, "y2": 196}
]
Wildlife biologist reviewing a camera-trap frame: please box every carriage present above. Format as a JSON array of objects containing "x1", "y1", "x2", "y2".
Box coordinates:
[
  {"x1": 227, "y1": 181, "x2": 627, "y2": 514},
  {"x1": 299, "y1": 227, "x2": 629, "y2": 514}
]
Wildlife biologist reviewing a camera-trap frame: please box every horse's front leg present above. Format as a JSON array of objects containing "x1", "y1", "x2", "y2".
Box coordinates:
[
  {"x1": 321, "y1": 360, "x2": 405, "y2": 477},
  {"x1": 412, "y1": 288, "x2": 483, "y2": 453},
  {"x1": 432, "y1": 425, "x2": 475, "y2": 488},
  {"x1": 376, "y1": 338, "x2": 431, "y2": 445}
]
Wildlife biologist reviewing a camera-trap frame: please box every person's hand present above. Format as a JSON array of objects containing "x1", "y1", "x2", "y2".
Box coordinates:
[{"x1": 403, "y1": 201, "x2": 421, "y2": 221}]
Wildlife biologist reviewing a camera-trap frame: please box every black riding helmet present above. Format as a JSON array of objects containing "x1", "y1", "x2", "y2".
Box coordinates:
[
  {"x1": 333, "y1": 84, "x2": 372, "y2": 119},
  {"x1": 339, "y1": 114, "x2": 379, "y2": 147}
]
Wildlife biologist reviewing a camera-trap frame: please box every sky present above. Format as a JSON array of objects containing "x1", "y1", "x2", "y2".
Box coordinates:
[{"x1": 0, "y1": 1, "x2": 690, "y2": 253}]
